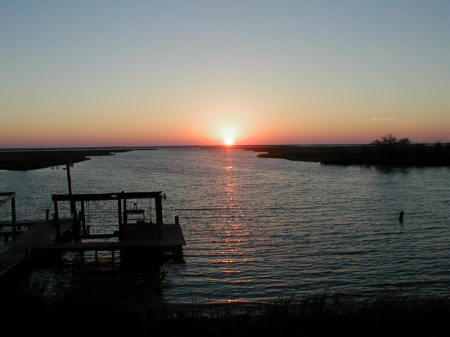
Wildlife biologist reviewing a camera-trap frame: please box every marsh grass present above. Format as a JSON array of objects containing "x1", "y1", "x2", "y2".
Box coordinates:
[
  {"x1": 2, "y1": 277, "x2": 448, "y2": 337},
  {"x1": 242, "y1": 143, "x2": 450, "y2": 167}
]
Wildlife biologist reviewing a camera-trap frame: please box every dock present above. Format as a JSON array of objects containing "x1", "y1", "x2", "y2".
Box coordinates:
[
  {"x1": 0, "y1": 190, "x2": 186, "y2": 283},
  {"x1": 0, "y1": 218, "x2": 74, "y2": 281},
  {"x1": 32, "y1": 223, "x2": 185, "y2": 254}
]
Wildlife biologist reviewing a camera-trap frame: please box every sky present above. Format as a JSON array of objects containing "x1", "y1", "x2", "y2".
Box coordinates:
[{"x1": 0, "y1": 0, "x2": 448, "y2": 147}]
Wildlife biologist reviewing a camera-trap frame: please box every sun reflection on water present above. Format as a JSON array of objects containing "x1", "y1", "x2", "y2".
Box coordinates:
[{"x1": 218, "y1": 151, "x2": 249, "y2": 278}]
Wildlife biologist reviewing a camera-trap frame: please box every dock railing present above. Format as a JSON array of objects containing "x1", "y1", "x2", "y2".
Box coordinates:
[{"x1": 52, "y1": 191, "x2": 164, "y2": 242}]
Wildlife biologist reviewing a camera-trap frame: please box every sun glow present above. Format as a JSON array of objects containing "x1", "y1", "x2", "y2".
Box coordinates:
[
  {"x1": 224, "y1": 136, "x2": 234, "y2": 146},
  {"x1": 221, "y1": 126, "x2": 237, "y2": 146}
]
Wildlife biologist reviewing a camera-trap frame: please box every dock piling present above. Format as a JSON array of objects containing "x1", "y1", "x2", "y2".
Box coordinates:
[
  {"x1": 11, "y1": 197, "x2": 16, "y2": 243},
  {"x1": 53, "y1": 199, "x2": 61, "y2": 239}
]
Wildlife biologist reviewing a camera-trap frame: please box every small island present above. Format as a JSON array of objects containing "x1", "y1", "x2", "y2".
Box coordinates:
[{"x1": 241, "y1": 135, "x2": 450, "y2": 167}]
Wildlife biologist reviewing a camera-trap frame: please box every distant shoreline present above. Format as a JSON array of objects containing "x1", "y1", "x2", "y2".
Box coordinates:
[
  {"x1": 1, "y1": 144, "x2": 449, "y2": 170},
  {"x1": 239, "y1": 144, "x2": 450, "y2": 167},
  {"x1": 0, "y1": 148, "x2": 156, "y2": 171}
]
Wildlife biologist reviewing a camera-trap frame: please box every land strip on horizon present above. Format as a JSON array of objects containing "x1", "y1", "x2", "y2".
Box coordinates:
[
  {"x1": 0, "y1": 148, "x2": 155, "y2": 171},
  {"x1": 1, "y1": 143, "x2": 449, "y2": 171}
]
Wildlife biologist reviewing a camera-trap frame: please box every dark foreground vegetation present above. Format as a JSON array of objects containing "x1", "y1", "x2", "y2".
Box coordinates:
[
  {"x1": 0, "y1": 148, "x2": 154, "y2": 170},
  {"x1": 242, "y1": 136, "x2": 450, "y2": 167},
  {"x1": 1, "y1": 280, "x2": 449, "y2": 337}
]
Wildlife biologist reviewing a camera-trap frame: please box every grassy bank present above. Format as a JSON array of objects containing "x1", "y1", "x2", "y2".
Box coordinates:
[
  {"x1": 2, "y1": 260, "x2": 448, "y2": 336},
  {"x1": 241, "y1": 143, "x2": 450, "y2": 167},
  {"x1": 0, "y1": 148, "x2": 155, "y2": 170},
  {"x1": 2, "y1": 282, "x2": 449, "y2": 336}
]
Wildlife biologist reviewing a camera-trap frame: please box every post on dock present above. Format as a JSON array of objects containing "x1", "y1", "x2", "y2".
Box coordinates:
[
  {"x1": 155, "y1": 194, "x2": 163, "y2": 240},
  {"x1": 66, "y1": 163, "x2": 75, "y2": 215},
  {"x1": 155, "y1": 194, "x2": 163, "y2": 225},
  {"x1": 11, "y1": 195, "x2": 17, "y2": 243},
  {"x1": 73, "y1": 205, "x2": 80, "y2": 242},
  {"x1": 122, "y1": 197, "x2": 128, "y2": 240},
  {"x1": 53, "y1": 198, "x2": 61, "y2": 239},
  {"x1": 80, "y1": 201, "x2": 86, "y2": 235},
  {"x1": 118, "y1": 197, "x2": 122, "y2": 240}
]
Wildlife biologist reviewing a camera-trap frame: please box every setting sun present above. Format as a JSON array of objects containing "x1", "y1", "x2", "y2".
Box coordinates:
[{"x1": 220, "y1": 125, "x2": 237, "y2": 146}]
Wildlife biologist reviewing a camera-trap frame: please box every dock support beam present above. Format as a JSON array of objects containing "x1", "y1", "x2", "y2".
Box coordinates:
[
  {"x1": 80, "y1": 201, "x2": 86, "y2": 236},
  {"x1": 118, "y1": 198, "x2": 122, "y2": 240},
  {"x1": 123, "y1": 198, "x2": 127, "y2": 241},
  {"x1": 11, "y1": 196, "x2": 16, "y2": 243},
  {"x1": 53, "y1": 199, "x2": 61, "y2": 239},
  {"x1": 66, "y1": 163, "x2": 75, "y2": 215},
  {"x1": 156, "y1": 195, "x2": 163, "y2": 225},
  {"x1": 73, "y1": 207, "x2": 80, "y2": 242}
]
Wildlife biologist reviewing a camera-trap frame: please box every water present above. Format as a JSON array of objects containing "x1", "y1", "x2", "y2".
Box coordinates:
[{"x1": 1, "y1": 148, "x2": 449, "y2": 302}]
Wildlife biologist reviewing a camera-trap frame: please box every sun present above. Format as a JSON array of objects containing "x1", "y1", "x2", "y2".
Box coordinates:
[
  {"x1": 220, "y1": 125, "x2": 237, "y2": 146},
  {"x1": 224, "y1": 136, "x2": 234, "y2": 146}
]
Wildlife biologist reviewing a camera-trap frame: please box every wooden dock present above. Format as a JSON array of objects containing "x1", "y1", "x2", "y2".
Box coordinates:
[
  {"x1": 0, "y1": 218, "x2": 73, "y2": 282},
  {"x1": 32, "y1": 223, "x2": 185, "y2": 253},
  {"x1": 1, "y1": 218, "x2": 185, "y2": 282},
  {"x1": 1, "y1": 190, "x2": 186, "y2": 283}
]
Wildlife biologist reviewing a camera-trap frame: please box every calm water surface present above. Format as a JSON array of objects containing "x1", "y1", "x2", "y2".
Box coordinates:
[{"x1": 1, "y1": 148, "x2": 449, "y2": 302}]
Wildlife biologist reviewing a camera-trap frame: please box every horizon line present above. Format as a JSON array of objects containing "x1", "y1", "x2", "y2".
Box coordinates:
[{"x1": 1, "y1": 141, "x2": 448, "y2": 151}]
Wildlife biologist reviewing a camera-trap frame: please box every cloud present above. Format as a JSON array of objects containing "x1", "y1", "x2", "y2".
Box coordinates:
[
  {"x1": 370, "y1": 117, "x2": 395, "y2": 122},
  {"x1": 369, "y1": 117, "x2": 417, "y2": 124}
]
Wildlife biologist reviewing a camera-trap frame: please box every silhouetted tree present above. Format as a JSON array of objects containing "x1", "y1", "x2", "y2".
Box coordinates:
[
  {"x1": 371, "y1": 135, "x2": 411, "y2": 147},
  {"x1": 397, "y1": 138, "x2": 411, "y2": 146}
]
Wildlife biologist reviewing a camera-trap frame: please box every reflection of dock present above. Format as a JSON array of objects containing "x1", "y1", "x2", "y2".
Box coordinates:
[{"x1": 0, "y1": 191, "x2": 185, "y2": 283}]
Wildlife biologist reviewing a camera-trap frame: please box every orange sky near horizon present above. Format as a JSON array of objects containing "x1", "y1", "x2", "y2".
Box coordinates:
[
  {"x1": 1, "y1": 91, "x2": 448, "y2": 147},
  {"x1": 1, "y1": 106, "x2": 447, "y2": 147}
]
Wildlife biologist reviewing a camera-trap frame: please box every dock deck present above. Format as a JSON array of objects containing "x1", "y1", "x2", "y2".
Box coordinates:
[
  {"x1": 0, "y1": 218, "x2": 73, "y2": 281},
  {"x1": 1, "y1": 219, "x2": 185, "y2": 281},
  {"x1": 33, "y1": 223, "x2": 186, "y2": 253}
]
